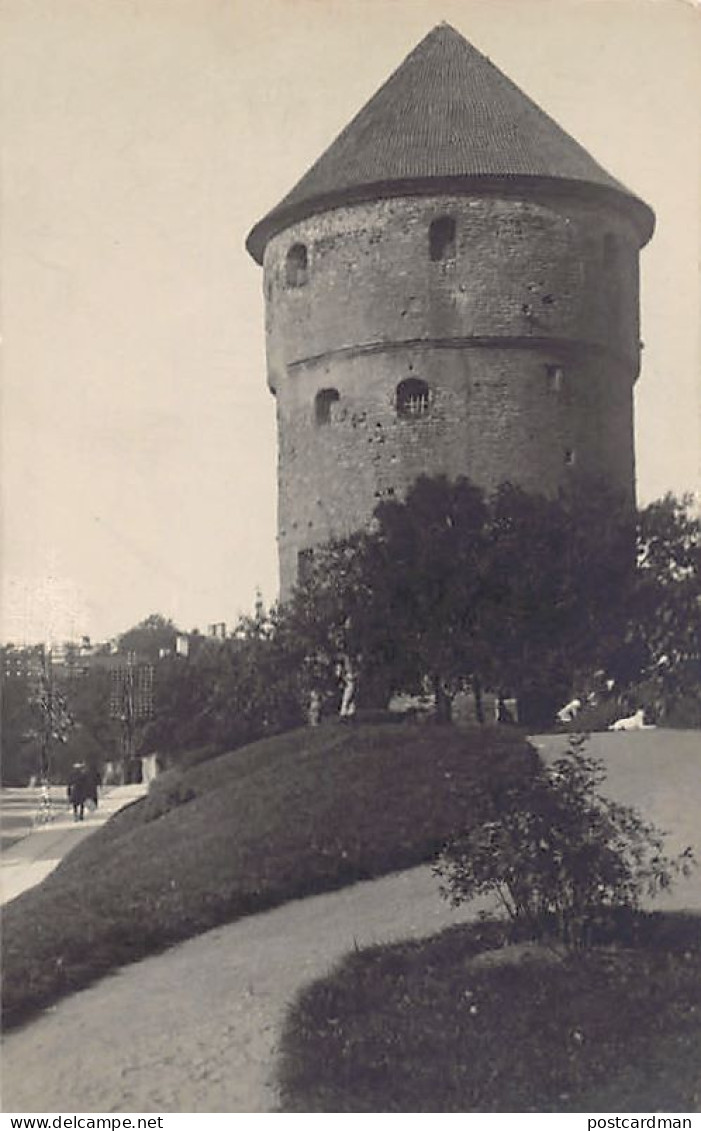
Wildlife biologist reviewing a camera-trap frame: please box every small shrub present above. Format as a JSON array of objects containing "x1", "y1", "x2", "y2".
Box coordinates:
[{"x1": 434, "y1": 736, "x2": 695, "y2": 947}]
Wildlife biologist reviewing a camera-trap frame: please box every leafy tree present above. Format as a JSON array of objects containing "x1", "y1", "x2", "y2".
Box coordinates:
[
  {"x1": 618, "y1": 494, "x2": 701, "y2": 722},
  {"x1": 142, "y1": 604, "x2": 305, "y2": 761},
  {"x1": 481, "y1": 479, "x2": 635, "y2": 726},
  {"x1": 202, "y1": 607, "x2": 305, "y2": 751},
  {"x1": 284, "y1": 478, "x2": 496, "y2": 721},
  {"x1": 0, "y1": 664, "x2": 38, "y2": 785},
  {"x1": 435, "y1": 737, "x2": 695, "y2": 947},
  {"x1": 117, "y1": 613, "x2": 180, "y2": 662},
  {"x1": 140, "y1": 651, "x2": 216, "y2": 757},
  {"x1": 0, "y1": 648, "x2": 107, "y2": 784},
  {"x1": 281, "y1": 532, "x2": 402, "y2": 713},
  {"x1": 57, "y1": 667, "x2": 119, "y2": 775},
  {"x1": 286, "y1": 475, "x2": 637, "y2": 725},
  {"x1": 371, "y1": 476, "x2": 491, "y2": 721}
]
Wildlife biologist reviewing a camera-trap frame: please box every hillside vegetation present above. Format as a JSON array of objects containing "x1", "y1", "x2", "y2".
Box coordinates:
[
  {"x1": 279, "y1": 915, "x2": 701, "y2": 1112},
  {"x1": 2, "y1": 720, "x2": 535, "y2": 1028}
]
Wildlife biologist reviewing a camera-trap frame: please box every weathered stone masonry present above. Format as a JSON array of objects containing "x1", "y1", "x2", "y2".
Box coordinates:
[
  {"x1": 265, "y1": 195, "x2": 640, "y2": 592},
  {"x1": 247, "y1": 25, "x2": 654, "y2": 598}
]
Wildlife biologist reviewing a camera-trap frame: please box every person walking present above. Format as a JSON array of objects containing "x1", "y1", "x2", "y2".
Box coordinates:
[
  {"x1": 67, "y1": 762, "x2": 88, "y2": 821},
  {"x1": 84, "y1": 763, "x2": 102, "y2": 812}
]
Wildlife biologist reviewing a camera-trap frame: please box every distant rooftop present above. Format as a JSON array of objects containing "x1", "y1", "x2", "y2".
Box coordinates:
[{"x1": 247, "y1": 23, "x2": 654, "y2": 263}]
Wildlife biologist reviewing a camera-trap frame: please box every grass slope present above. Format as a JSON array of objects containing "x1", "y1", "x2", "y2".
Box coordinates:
[
  {"x1": 2, "y1": 721, "x2": 534, "y2": 1029},
  {"x1": 278, "y1": 916, "x2": 701, "y2": 1113}
]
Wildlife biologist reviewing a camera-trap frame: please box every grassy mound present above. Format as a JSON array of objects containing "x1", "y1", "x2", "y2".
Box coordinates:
[
  {"x1": 278, "y1": 914, "x2": 701, "y2": 1112},
  {"x1": 2, "y1": 721, "x2": 535, "y2": 1029}
]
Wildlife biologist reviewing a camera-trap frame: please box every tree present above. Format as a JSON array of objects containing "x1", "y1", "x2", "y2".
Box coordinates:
[
  {"x1": 435, "y1": 738, "x2": 695, "y2": 947},
  {"x1": 202, "y1": 606, "x2": 305, "y2": 751},
  {"x1": 284, "y1": 478, "x2": 494, "y2": 721},
  {"x1": 371, "y1": 476, "x2": 490, "y2": 720},
  {"x1": 23, "y1": 653, "x2": 75, "y2": 781},
  {"x1": 282, "y1": 532, "x2": 402, "y2": 714},
  {"x1": 610, "y1": 494, "x2": 701, "y2": 723},
  {"x1": 117, "y1": 613, "x2": 180, "y2": 662},
  {"x1": 286, "y1": 475, "x2": 637, "y2": 726},
  {"x1": 481, "y1": 479, "x2": 636, "y2": 726},
  {"x1": 140, "y1": 651, "x2": 216, "y2": 757},
  {"x1": 142, "y1": 604, "x2": 305, "y2": 761},
  {"x1": 0, "y1": 662, "x2": 37, "y2": 785},
  {"x1": 57, "y1": 666, "x2": 119, "y2": 776},
  {"x1": 1, "y1": 648, "x2": 116, "y2": 784}
]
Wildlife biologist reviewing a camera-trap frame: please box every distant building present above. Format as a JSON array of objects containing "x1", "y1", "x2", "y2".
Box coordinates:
[
  {"x1": 175, "y1": 634, "x2": 190, "y2": 657},
  {"x1": 1, "y1": 644, "x2": 45, "y2": 683}
]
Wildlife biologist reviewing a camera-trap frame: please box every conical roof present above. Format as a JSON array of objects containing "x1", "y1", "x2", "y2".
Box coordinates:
[{"x1": 246, "y1": 24, "x2": 654, "y2": 262}]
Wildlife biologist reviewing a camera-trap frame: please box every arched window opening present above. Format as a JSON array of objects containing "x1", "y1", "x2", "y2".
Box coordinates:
[
  {"x1": 286, "y1": 243, "x2": 308, "y2": 287},
  {"x1": 315, "y1": 387, "x2": 340, "y2": 426},
  {"x1": 396, "y1": 378, "x2": 430, "y2": 419},
  {"x1": 429, "y1": 216, "x2": 456, "y2": 262}
]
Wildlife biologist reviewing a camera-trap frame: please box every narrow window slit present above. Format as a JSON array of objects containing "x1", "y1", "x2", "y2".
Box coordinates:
[
  {"x1": 286, "y1": 243, "x2": 308, "y2": 287},
  {"x1": 429, "y1": 216, "x2": 456, "y2": 262}
]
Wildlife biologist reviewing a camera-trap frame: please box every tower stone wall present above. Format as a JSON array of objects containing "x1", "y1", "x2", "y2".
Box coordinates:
[
  {"x1": 247, "y1": 24, "x2": 654, "y2": 600},
  {"x1": 263, "y1": 192, "x2": 642, "y2": 596}
]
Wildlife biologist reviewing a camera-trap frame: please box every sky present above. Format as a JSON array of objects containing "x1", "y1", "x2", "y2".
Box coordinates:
[{"x1": 2, "y1": 0, "x2": 700, "y2": 644}]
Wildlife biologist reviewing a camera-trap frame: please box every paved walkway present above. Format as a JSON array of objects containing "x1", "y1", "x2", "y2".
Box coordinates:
[{"x1": 0, "y1": 784, "x2": 146, "y2": 906}]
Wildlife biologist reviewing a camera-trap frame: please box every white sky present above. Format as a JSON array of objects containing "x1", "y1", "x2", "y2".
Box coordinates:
[{"x1": 2, "y1": 0, "x2": 700, "y2": 643}]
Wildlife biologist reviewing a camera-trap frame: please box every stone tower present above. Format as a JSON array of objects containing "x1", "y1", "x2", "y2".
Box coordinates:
[{"x1": 246, "y1": 24, "x2": 654, "y2": 599}]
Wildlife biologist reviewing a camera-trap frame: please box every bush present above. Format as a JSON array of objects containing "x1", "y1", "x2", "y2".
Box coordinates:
[{"x1": 434, "y1": 737, "x2": 695, "y2": 947}]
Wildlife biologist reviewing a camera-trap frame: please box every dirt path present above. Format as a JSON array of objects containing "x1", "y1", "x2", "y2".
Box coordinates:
[{"x1": 2, "y1": 865, "x2": 487, "y2": 1113}]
